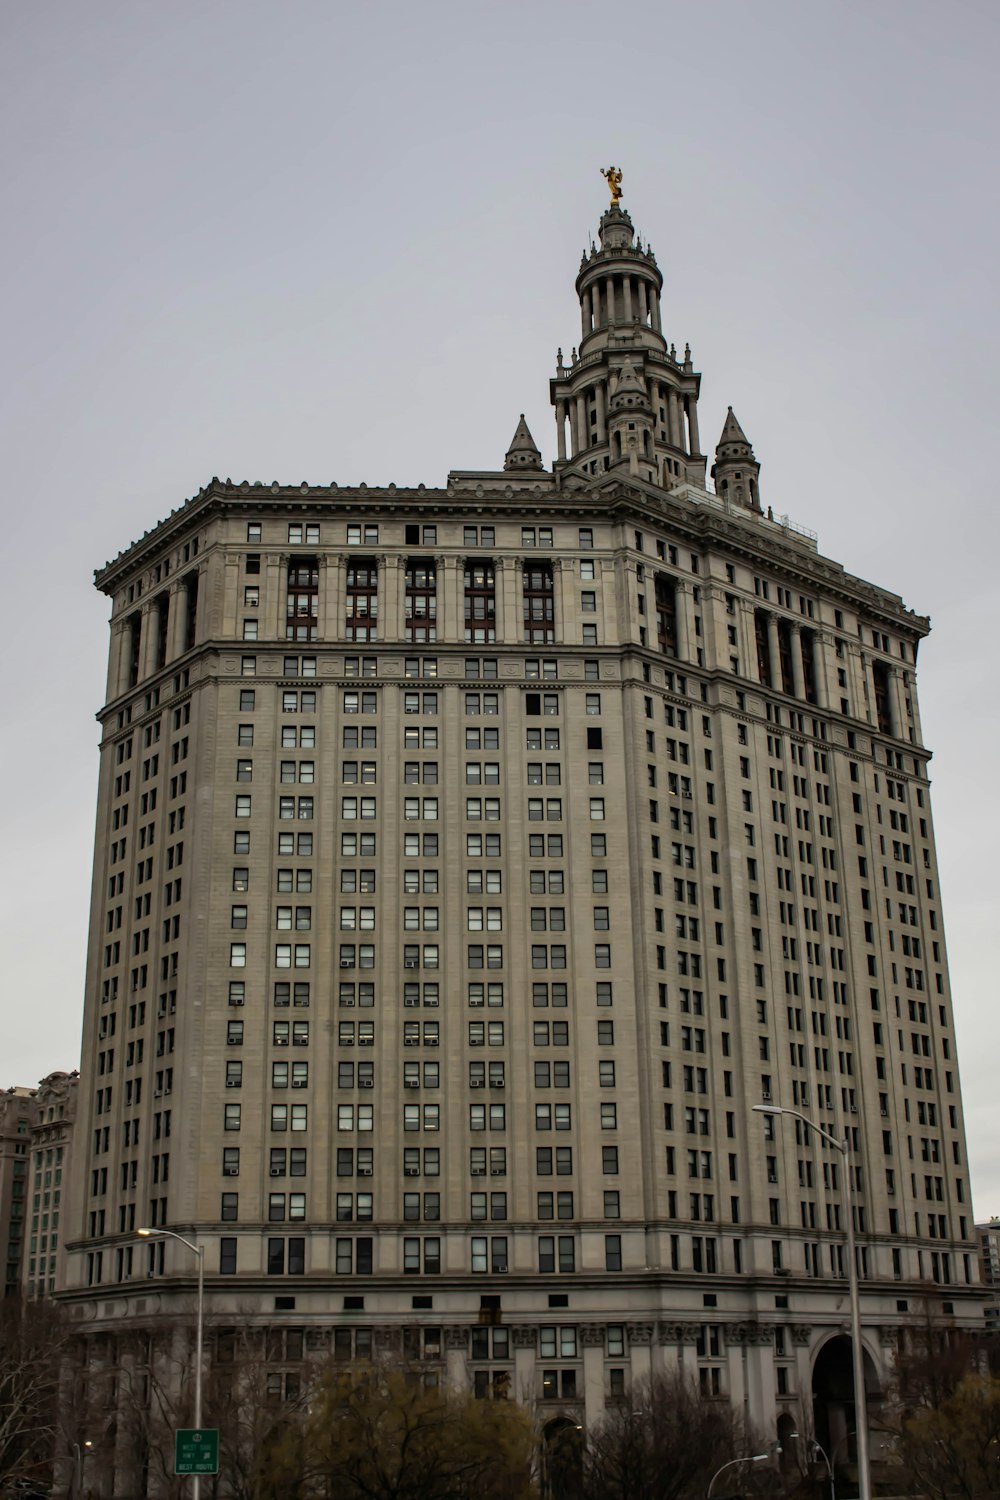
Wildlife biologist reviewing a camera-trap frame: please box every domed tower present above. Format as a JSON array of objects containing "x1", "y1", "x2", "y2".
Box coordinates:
[
  {"x1": 711, "y1": 407, "x2": 761, "y2": 513},
  {"x1": 550, "y1": 182, "x2": 705, "y2": 490}
]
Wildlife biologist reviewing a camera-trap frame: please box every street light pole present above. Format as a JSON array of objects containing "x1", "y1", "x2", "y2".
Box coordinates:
[
  {"x1": 137, "y1": 1227, "x2": 205, "y2": 1500},
  {"x1": 812, "y1": 1439, "x2": 837, "y2": 1500},
  {"x1": 707, "y1": 1453, "x2": 769, "y2": 1500},
  {"x1": 752, "y1": 1104, "x2": 871, "y2": 1500}
]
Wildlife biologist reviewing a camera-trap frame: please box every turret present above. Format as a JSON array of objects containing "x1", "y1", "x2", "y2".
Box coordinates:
[
  {"x1": 504, "y1": 414, "x2": 544, "y2": 472},
  {"x1": 711, "y1": 407, "x2": 761, "y2": 512}
]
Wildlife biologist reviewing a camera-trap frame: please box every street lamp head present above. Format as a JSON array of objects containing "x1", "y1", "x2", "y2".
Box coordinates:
[
  {"x1": 136, "y1": 1227, "x2": 155, "y2": 1237},
  {"x1": 752, "y1": 1104, "x2": 782, "y2": 1117}
]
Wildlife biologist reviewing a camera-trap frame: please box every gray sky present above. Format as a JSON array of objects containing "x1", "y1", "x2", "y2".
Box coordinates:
[{"x1": 2, "y1": 1, "x2": 998, "y2": 1213}]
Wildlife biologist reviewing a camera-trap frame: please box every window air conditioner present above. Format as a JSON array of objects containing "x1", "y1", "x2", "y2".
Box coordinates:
[
  {"x1": 471, "y1": 1080, "x2": 484, "y2": 1088},
  {"x1": 291, "y1": 1080, "x2": 307, "y2": 1088},
  {"x1": 226, "y1": 1080, "x2": 239, "y2": 1088},
  {"x1": 226, "y1": 1037, "x2": 240, "y2": 1045},
  {"x1": 275, "y1": 1038, "x2": 289, "y2": 1046},
  {"x1": 494, "y1": 1265, "x2": 508, "y2": 1274},
  {"x1": 358, "y1": 1036, "x2": 373, "y2": 1046},
  {"x1": 425, "y1": 1036, "x2": 438, "y2": 1046},
  {"x1": 405, "y1": 1167, "x2": 420, "y2": 1176},
  {"x1": 225, "y1": 1167, "x2": 239, "y2": 1176},
  {"x1": 270, "y1": 1167, "x2": 282, "y2": 1176},
  {"x1": 340, "y1": 959, "x2": 354, "y2": 968},
  {"x1": 682, "y1": 791, "x2": 693, "y2": 799},
  {"x1": 358, "y1": 1166, "x2": 373, "y2": 1176},
  {"x1": 341, "y1": 998, "x2": 355, "y2": 1007},
  {"x1": 762, "y1": 1090, "x2": 772, "y2": 1101},
  {"x1": 359, "y1": 1079, "x2": 373, "y2": 1088},
  {"x1": 404, "y1": 960, "x2": 419, "y2": 969},
  {"x1": 471, "y1": 1167, "x2": 485, "y2": 1176},
  {"x1": 491, "y1": 1081, "x2": 505, "y2": 1089},
  {"x1": 404, "y1": 1038, "x2": 418, "y2": 1046},
  {"x1": 404, "y1": 1080, "x2": 419, "y2": 1089},
  {"x1": 229, "y1": 996, "x2": 245, "y2": 1006},
  {"x1": 490, "y1": 1167, "x2": 504, "y2": 1176}
]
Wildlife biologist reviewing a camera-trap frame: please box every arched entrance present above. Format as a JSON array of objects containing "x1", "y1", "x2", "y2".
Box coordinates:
[
  {"x1": 542, "y1": 1415, "x2": 584, "y2": 1500},
  {"x1": 812, "y1": 1335, "x2": 880, "y2": 1471}
]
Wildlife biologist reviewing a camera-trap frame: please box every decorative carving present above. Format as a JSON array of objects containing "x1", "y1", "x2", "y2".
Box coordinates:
[
  {"x1": 626, "y1": 1323, "x2": 654, "y2": 1346},
  {"x1": 658, "y1": 1322, "x2": 701, "y2": 1346},
  {"x1": 723, "y1": 1323, "x2": 766, "y2": 1346},
  {"x1": 511, "y1": 1325, "x2": 538, "y2": 1350},
  {"x1": 579, "y1": 1325, "x2": 606, "y2": 1348},
  {"x1": 374, "y1": 1327, "x2": 400, "y2": 1354},
  {"x1": 444, "y1": 1325, "x2": 468, "y2": 1351},
  {"x1": 790, "y1": 1325, "x2": 813, "y2": 1347}
]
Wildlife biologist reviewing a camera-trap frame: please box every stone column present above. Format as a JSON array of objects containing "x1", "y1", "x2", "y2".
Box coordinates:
[
  {"x1": 854, "y1": 648, "x2": 875, "y2": 725},
  {"x1": 904, "y1": 671, "x2": 922, "y2": 742},
  {"x1": 623, "y1": 276, "x2": 633, "y2": 322},
  {"x1": 438, "y1": 555, "x2": 460, "y2": 642},
  {"x1": 790, "y1": 624, "x2": 806, "y2": 700},
  {"x1": 687, "y1": 394, "x2": 701, "y2": 455},
  {"x1": 110, "y1": 619, "x2": 131, "y2": 698},
  {"x1": 169, "y1": 579, "x2": 188, "y2": 661},
  {"x1": 492, "y1": 557, "x2": 507, "y2": 645},
  {"x1": 627, "y1": 1322, "x2": 655, "y2": 1387},
  {"x1": 580, "y1": 293, "x2": 589, "y2": 339},
  {"x1": 767, "y1": 614, "x2": 781, "y2": 691},
  {"x1": 264, "y1": 554, "x2": 285, "y2": 640},
  {"x1": 674, "y1": 582, "x2": 693, "y2": 662},
  {"x1": 138, "y1": 601, "x2": 157, "y2": 681},
  {"x1": 650, "y1": 288, "x2": 662, "y2": 333},
  {"x1": 740, "y1": 602, "x2": 761, "y2": 683},
  {"x1": 502, "y1": 559, "x2": 523, "y2": 649},
  {"x1": 556, "y1": 401, "x2": 567, "y2": 462},
  {"x1": 322, "y1": 554, "x2": 343, "y2": 642},
  {"x1": 668, "y1": 390, "x2": 682, "y2": 450},
  {"x1": 445, "y1": 1325, "x2": 468, "y2": 1391},
  {"x1": 512, "y1": 1324, "x2": 537, "y2": 1405},
  {"x1": 591, "y1": 284, "x2": 601, "y2": 329},
  {"x1": 595, "y1": 382, "x2": 607, "y2": 443},
  {"x1": 605, "y1": 275, "x2": 615, "y2": 325},
  {"x1": 638, "y1": 280, "x2": 648, "y2": 324},
  {"x1": 890, "y1": 667, "x2": 908, "y2": 739},
  {"x1": 581, "y1": 1325, "x2": 606, "y2": 1428},
  {"x1": 552, "y1": 558, "x2": 568, "y2": 644},
  {"x1": 812, "y1": 631, "x2": 833, "y2": 709},
  {"x1": 575, "y1": 393, "x2": 587, "y2": 456},
  {"x1": 380, "y1": 554, "x2": 401, "y2": 643}
]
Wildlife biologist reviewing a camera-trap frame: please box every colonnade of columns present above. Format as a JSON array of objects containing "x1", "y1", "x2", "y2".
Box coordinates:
[
  {"x1": 554, "y1": 380, "x2": 700, "y2": 463},
  {"x1": 580, "y1": 272, "x2": 662, "y2": 337}
]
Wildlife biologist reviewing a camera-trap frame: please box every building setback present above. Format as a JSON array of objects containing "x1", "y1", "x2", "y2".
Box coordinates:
[{"x1": 61, "y1": 194, "x2": 984, "y2": 1485}]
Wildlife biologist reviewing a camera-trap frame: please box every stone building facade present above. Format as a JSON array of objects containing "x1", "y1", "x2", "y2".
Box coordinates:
[{"x1": 59, "y1": 197, "x2": 984, "y2": 1491}]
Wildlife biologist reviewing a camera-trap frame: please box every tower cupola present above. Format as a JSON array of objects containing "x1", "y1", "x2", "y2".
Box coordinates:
[
  {"x1": 550, "y1": 170, "x2": 706, "y2": 490},
  {"x1": 711, "y1": 407, "x2": 761, "y2": 512}
]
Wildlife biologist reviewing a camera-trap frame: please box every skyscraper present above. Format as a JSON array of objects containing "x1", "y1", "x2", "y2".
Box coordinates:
[{"x1": 62, "y1": 189, "x2": 983, "y2": 1481}]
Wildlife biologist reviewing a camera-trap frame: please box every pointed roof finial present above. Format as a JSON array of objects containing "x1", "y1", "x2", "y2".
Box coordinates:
[{"x1": 504, "y1": 414, "x2": 543, "y2": 472}]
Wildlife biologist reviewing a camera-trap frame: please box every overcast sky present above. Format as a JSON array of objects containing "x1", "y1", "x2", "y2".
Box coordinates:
[{"x1": 2, "y1": 1, "x2": 998, "y2": 1215}]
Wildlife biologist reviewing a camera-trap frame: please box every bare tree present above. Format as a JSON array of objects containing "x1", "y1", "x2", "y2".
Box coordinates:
[
  {"x1": 581, "y1": 1373, "x2": 774, "y2": 1500},
  {"x1": 0, "y1": 1295, "x2": 69, "y2": 1495},
  {"x1": 273, "y1": 1362, "x2": 538, "y2": 1500}
]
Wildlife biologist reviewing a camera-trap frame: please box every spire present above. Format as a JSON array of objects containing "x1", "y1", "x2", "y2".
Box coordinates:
[
  {"x1": 504, "y1": 414, "x2": 543, "y2": 472},
  {"x1": 711, "y1": 406, "x2": 761, "y2": 512}
]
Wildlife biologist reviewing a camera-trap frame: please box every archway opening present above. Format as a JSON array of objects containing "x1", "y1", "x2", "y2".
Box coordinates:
[{"x1": 811, "y1": 1335, "x2": 879, "y2": 1472}]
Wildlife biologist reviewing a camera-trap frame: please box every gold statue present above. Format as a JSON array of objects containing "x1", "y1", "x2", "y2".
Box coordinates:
[{"x1": 601, "y1": 165, "x2": 623, "y2": 205}]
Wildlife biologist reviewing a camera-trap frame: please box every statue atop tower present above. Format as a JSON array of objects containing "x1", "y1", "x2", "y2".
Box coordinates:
[{"x1": 600, "y1": 164, "x2": 624, "y2": 205}]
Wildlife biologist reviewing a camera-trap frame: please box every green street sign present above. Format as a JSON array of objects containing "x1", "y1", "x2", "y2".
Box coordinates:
[{"x1": 175, "y1": 1428, "x2": 220, "y2": 1475}]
